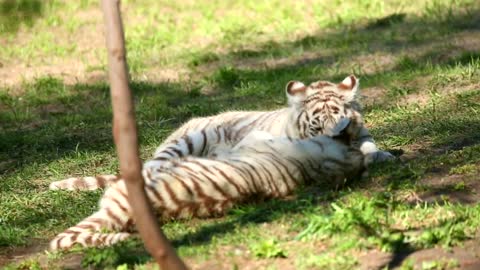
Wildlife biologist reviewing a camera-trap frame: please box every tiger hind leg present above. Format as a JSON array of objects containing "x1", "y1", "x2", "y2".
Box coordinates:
[
  {"x1": 49, "y1": 206, "x2": 133, "y2": 250},
  {"x1": 50, "y1": 231, "x2": 132, "y2": 250}
]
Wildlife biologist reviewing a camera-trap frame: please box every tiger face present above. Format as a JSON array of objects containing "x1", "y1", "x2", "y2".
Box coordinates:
[{"x1": 286, "y1": 75, "x2": 364, "y2": 141}]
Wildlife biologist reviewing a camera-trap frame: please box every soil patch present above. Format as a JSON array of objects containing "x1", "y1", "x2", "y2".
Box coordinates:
[{"x1": 359, "y1": 238, "x2": 480, "y2": 270}]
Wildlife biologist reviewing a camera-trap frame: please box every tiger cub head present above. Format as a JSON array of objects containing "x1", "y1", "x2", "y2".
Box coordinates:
[{"x1": 286, "y1": 75, "x2": 364, "y2": 144}]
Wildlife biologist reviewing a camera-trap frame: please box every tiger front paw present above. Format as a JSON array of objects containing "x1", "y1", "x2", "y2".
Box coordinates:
[{"x1": 365, "y1": 151, "x2": 396, "y2": 165}]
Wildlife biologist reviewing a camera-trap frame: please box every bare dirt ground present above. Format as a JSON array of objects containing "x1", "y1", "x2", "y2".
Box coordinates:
[{"x1": 359, "y1": 238, "x2": 480, "y2": 270}]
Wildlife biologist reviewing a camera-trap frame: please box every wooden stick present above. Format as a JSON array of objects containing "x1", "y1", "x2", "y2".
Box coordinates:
[{"x1": 101, "y1": 1, "x2": 188, "y2": 269}]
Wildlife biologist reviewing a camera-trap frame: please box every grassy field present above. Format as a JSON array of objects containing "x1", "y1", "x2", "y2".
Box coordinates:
[{"x1": 1, "y1": 0, "x2": 480, "y2": 269}]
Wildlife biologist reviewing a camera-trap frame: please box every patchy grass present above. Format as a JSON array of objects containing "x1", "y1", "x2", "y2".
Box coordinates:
[{"x1": 1, "y1": 0, "x2": 480, "y2": 269}]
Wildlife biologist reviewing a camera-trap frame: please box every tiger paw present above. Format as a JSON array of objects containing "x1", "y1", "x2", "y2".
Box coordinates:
[{"x1": 365, "y1": 151, "x2": 396, "y2": 165}]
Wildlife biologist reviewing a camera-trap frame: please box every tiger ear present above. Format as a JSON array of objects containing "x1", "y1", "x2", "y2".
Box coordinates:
[
  {"x1": 286, "y1": 81, "x2": 307, "y2": 106},
  {"x1": 338, "y1": 75, "x2": 360, "y2": 101}
]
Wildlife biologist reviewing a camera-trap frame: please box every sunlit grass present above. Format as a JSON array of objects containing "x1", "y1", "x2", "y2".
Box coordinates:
[{"x1": 1, "y1": 0, "x2": 480, "y2": 269}]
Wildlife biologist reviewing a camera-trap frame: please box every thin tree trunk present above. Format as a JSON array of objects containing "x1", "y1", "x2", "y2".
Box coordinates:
[{"x1": 101, "y1": 1, "x2": 188, "y2": 269}]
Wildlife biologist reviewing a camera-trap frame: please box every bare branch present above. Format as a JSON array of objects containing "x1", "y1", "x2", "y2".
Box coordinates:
[{"x1": 101, "y1": 0, "x2": 188, "y2": 269}]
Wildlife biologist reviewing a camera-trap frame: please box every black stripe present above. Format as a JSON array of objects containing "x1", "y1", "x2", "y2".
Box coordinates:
[
  {"x1": 227, "y1": 158, "x2": 265, "y2": 193},
  {"x1": 256, "y1": 145, "x2": 298, "y2": 190},
  {"x1": 220, "y1": 160, "x2": 257, "y2": 193},
  {"x1": 200, "y1": 129, "x2": 207, "y2": 155},
  {"x1": 167, "y1": 146, "x2": 184, "y2": 157},
  {"x1": 190, "y1": 160, "x2": 245, "y2": 195},
  {"x1": 185, "y1": 135, "x2": 194, "y2": 154}
]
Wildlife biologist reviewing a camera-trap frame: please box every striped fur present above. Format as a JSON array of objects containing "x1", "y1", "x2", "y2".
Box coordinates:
[
  {"x1": 49, "y1": 175, "x2": 120, "y2": 191},
  {"x1": 50, "y1": 127, "x2": 366, "y2": 250},
  {"x1": 49, "y1": 75, "x2": 393, "y2": 191}
]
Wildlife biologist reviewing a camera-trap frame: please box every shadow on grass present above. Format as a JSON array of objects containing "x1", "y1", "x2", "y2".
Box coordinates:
[
  {"x1": 190, "y1": 3, "x2": 479, "y2": 75},
  {"x1": 0, "y1": 0, "x2": 45, "y2": 34},
  {"x1": 0, "y1": 77, "x2": 272, "y2": 178},
  {"x1": 78, "y1": 187, "x2": 342, "y2": 268},
  {"x1": 1, "y1": 2, "x2": 479, "y2": 174},
  {"x1": 85, "y1": 174, "x2": 478, "y2": 268}
]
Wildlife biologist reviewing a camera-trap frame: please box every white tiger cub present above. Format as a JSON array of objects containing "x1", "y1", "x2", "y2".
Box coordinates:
[
  {"x1": 50, "y1": 121, "x2": 366, "y2": 250},
  {"x1": 151, "y1": 75, "x2": 391, "y2": 161},
  {"x1": 49, "y1": 75, "x2": 393, "y2": 191}
]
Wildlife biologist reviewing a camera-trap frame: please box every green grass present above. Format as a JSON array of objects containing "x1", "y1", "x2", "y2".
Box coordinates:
[{"x1": 1, "y1": 0, "x2": 480, "y2": 269}]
